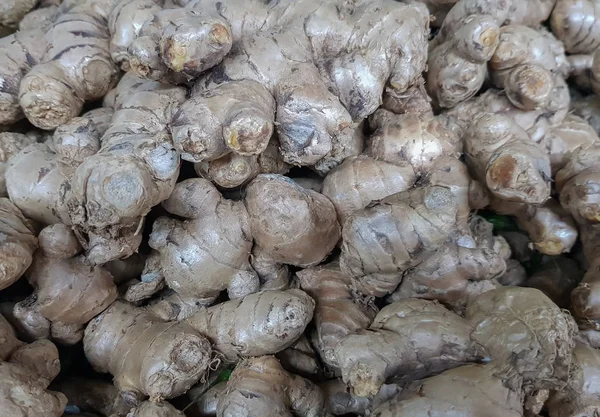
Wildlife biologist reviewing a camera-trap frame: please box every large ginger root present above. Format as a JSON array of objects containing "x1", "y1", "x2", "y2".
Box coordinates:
[
  {"x1": 489, "y1": 197, "x2": 578, "y2": 255},
  {"x1": 296, "y1": 262, "x2": 378, "y2": 370},
  {"x1": 372, "y1": 363, "x2": 523, "y2": 417},
  {"x1": 339, "y1": 185, "x2": 459, "y2": 297},
  {"x1": 0, "y1": 26, "x2": 48, "y2": 126},
  {"x1": 183, "y1": 289, "x2": 315, "y2": 363},
  {"x1": 489, "y1": 25, "x2": 569, "y2": 111},
  {"x1": 84, "y1": 300, "x2": 213, "y2": 402},
  {"x1": 19, "y1": 0, "x2": 120, "y2": 130},
  {"x1": 217, "y1": 356, "x2": 326, "y2": 417},
  {"x1": 0, "y1": 132, "x2": 36, "y2": 196},
  {"x1": 65, "y1": 73, "x2": 186, "y2": 264},
  {"x1": 463, "y1": 113, "x2": 551, "y2": 204},
  {"x1": 427, "y1": 0, "x2": 509, "y2": 108},
  {"x1": 11, "y1": 224, "x2": 117, "y2": 344},
  {"x1": 244, "y1": 174, "x2": 340, "y2": 287},
  {"x1": 0, "y1": 317, "x2": 67, "y2": 417},
  {"x1": 546, "y1": 342, "x2": 600, "y2": 417},
  {"x1": 165, "y1": 0, "x2": 428, "y2": 170},
  {"x1": 0, "y1": 198, "x2": 38, "y2": 291},
  {"x1": 465, "y1": 287, "x2": 576, "y2": 392},
  {"x1": 334, "y1": 298, "x2": 486, "y2": 397},
  {"x1": 148, "y1": 178, "x2": 258, "y2": 302},
  {"x1": 551, "y1": 0, "x2": 600, "y2": 54}
]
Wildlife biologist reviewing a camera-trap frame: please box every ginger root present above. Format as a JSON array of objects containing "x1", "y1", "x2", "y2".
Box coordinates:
[{"x1": 334, "y1": 298, "x2": 486, "y2": 397}]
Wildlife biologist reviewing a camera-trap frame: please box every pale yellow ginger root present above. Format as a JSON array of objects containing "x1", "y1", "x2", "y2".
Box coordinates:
[
  {"x1": 244, "y1": 174, "x2": 340, "y2": 288},
  {"x1": 465, "y1": 287, "x2": 577, "y2": 392},
  {"x1": 66, "y1": 73, "x2": 186, "y2": 264},
  {"x1": 0, "y1": 318, "x2": 67, "y2": 417},
  {"x1": 551, "y1": 0, "x2": 600, "y2": 54},
  {"x1": 489, "y1": 197, "x2": 578, "y2": 255},
  {"x1": 183, "y1": 289, "x2": 315, "y2": 363},
  {"x1": 490, "y1": 25, "x2": 569, "y2": 111},
  {"x1": 339, "y1": 185, "x2": 459, "y2": 297},
  {"x1": 334, "y1": 298, "x2": 487, "y2": 397},
  {"x1": 217, "y1": 356, "x2": 327, "y2": 417},
  {"x1": 296, "y1": 262, "x2": 378, "y2": 370},
  {"x1": 427, "y1": 0, "x2": 510, "y2": 108},
  {"x1": 0, "y1": 198, "x2": 38, "y2": 291},
  {"x1": 464, "y1": 113, "x2": 551, "y2": 204},
  {"x1": 84, "y1": 300, "x2": 213, "y2": 402},
  {"x1": 11, "y1": 224, "x2": 117, "y2": 345},
  {"x1": 19, "y1": 0, "x2": 121, "y2": 130},
  {"x1": 148, "y1": 178, "x2": 259, "y2": 302},
  {"x1": 546, "y1": 342, "x2": 600, "y2": 417},
  {"x1": 556, "y1": 143, "x2": 600, "y2": 223},
  {"x1": 372, "y1": 363, "x2": 524, "y2": 417},
  {"x1": 0, "y1": 27, "x2": 48, "y2": 127},
  {"x1": 0, "y1": 133, "x2": 36, "y2": 197}
]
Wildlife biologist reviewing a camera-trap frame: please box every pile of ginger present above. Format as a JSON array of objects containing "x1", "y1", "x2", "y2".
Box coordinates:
[{"x1": 3, "y1": 0, "x2": 600, "y2": 416}]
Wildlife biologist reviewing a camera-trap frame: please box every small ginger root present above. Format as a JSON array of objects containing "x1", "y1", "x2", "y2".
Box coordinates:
[
  {"x1": 546, "y1": 342, "x2": 600, "y2": 417},
  {"x1": 372, "y1": 363, "x2": 523, "y2": 417},
  {"x1": 11, "y1": 224, "x2": 117, "y2": 345},
  {"x1": 334, "y1": 298, "x2": 486, "y2": 397},
  {"x1": 183, "y1": 289, "x2": 315, "y2": 363},
  {"x1": 84, "y1": 300, "x2": 212, "y2": 402},
  {"x1": 149, "y1": 178, "x2": 258, "y2": 302},
  {"x1": 465, "y1": 287, "x2": 576, "y2": 392},
  {"x1": 217, "y1": 356, "x2": 327, "y2": 417},
  {"x1": 296, "y1": 262, "x2": 378, "y2": 370},
  {"x1": 0, "y1": 317, "x2": 67, "y2": 417},
  {"x1": 0, "y1": 198, "x2": 38, "y2": 291},
  {"x1": 0, "y1": 132, "x2": 36, "y2": 196}
]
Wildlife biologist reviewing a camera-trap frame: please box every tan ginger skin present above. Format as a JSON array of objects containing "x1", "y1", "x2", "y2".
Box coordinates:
[
  {"x1": 11, "y1": 224, "x2": 118, "y2": 345},
  {"x1": 19, "y1": 0, "x2": 121, "y2": 130},
  {"x1": 0, "y1": 314, "x2": 67, "y2": 417},
  {"x1": 334, "y1": 298, "x2": 487, "y2": 397},
  {"x1": 217, "y1": 356, "x2": 327, "y2": 417},
  {"x1": 0, "y1": 132, "x2": 36, "y2": 197}
]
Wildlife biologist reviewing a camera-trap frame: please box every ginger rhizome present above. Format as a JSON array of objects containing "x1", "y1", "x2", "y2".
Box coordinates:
[{"x1": 334, "y1": 298, "x2": 486, "y2": 397}]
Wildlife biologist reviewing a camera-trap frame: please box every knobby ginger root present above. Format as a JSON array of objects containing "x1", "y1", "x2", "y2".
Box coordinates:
[
  {"x1": 84, "y1": 300, "x2": 212, "y2": 402},
  {"x1": 19, "y1": 0, "x2": 120, "y2": 130},
  {"x1": 463, "y1": 113, "x2": 551, "y2": 204},
  {"x1": 340, "y1": 185, "x2": 459, "y2": 297},
  {"x1": 465, "y1": 287, "x2": 576, "y2": 392},
  {"x1": 0, "y1": 319, "x2": 67, "y2": 417},
  {"x1": 334, "y1": 298, "x2": 486, "y2": 397},
  {"x1": 372, "y1": 363, "x2": 523, "y2": 417},
  {"x1": 546, "y1": 342, "x2": 600, "y2": 417},
  {"x1": 183, "y1": 289, "x2": 315, "y2": 363},
  {"x1": 217, "y1": 356, "x2": 326, "y2": 417},
  {"x1": 12, "y1": 224, "x2": 117, "y2": 344},
  {"x1": 0, "y1": 132, "x2": 36, "y2": 196},
  {"x1": 427, "y1": 0, "x2": 510, "y2": 108},
  {"x1": 149, "y1": 178, "x2": 258, "y2": 302},
  {"x1": 296, "y1": 262, "x2": 378, "y2": 370},
  {"x1": 244, "y1": 174, "x2": 340, "y2": 288},
  {"x1": 0, "y1": 198, "x2": 38, "y2": 291}
]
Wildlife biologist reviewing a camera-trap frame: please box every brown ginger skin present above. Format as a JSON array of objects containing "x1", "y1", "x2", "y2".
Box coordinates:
[
  {"x1": 372, "y1": 363, "x2": 524, "y2": 417},
  {"x1": 0, "y1": 198, "x2": 38, "y2": 291},
  {"x1": 464, "y1": 113, "x2": 551, "y2": 204},
  {"x1": 296, "y1": 262, "x2": 378, "y2": 370},
  {"x1": 149, "y1": 178, "x2": 259, "y2": 302},
  {"x1": 84, "y1": 300, "x2": 212, "y2": 402},
  {"x1": 334, "y1": 298, "x2": 487, "y2": 397},
  {"x1": 465, "y1": 287, "x2": 576, "y2": 392},
  {"x1": 546, "y1": 342, "x2": 600, "y2": 417},
  {"x1": 19, "y1": 0, "x2": 120, "y2": 130},
  {"x1": 276, "y1": 335, "x2": 321, "y2": 377},
  {"x1": 339, "y1": 185, "x2": 459, "y2": 297},
  {"x1": 217, "y1": 356, "x2": 327, "y2": 417},
  {"x1": 13, "y1": 224, "x2": 118, "y2": 344},
  {"x1": 183, "y1": 289, "x2": 315, "y2": 363},
  {"x1": 244, "y1": 174, "x2": 340, "y2": 287}
]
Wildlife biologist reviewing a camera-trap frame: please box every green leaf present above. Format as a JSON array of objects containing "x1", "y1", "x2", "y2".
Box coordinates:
[{"x1": 216, "y1": 368, "x2": 232, "y2": 383}]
